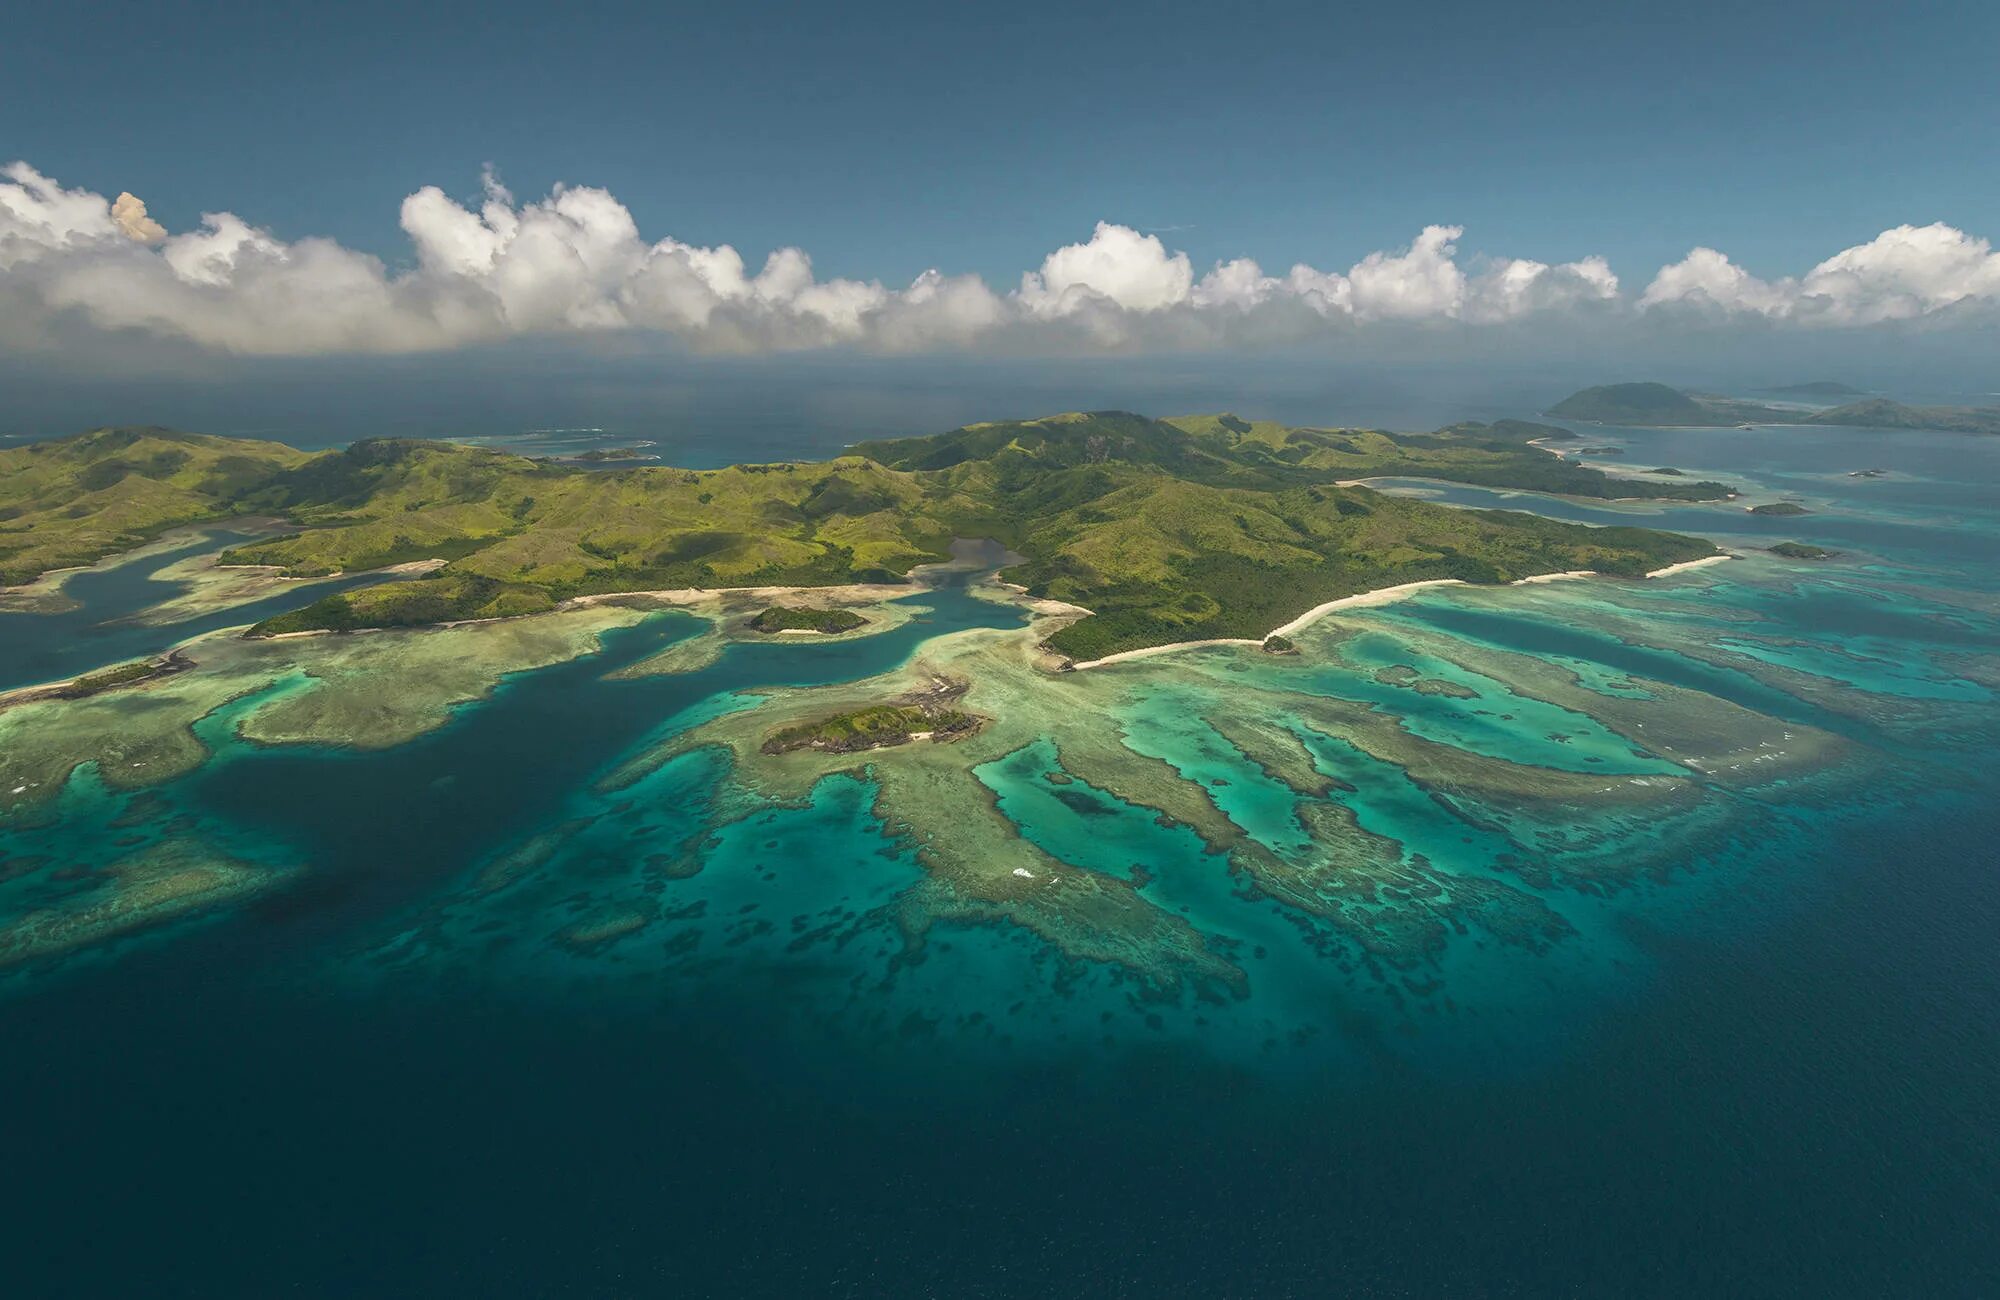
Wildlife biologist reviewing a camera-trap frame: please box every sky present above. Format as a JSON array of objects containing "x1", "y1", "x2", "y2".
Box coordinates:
[{"x1": 4, "y1": 0, "x2": 1998, "y2": 436}]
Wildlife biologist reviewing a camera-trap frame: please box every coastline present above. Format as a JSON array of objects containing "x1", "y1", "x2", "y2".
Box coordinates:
[
  {"x1": 1065, "y1": 557, "x2": 1732, "y2": 671},
  {"x1": 1645, "y1": 554, "x2": 1733, "y2": 578}
]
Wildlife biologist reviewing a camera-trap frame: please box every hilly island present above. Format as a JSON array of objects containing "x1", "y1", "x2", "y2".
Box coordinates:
[
  {"x1": 1, "y1": 414, "x2": 1720, "y2": 663},
  {"x1": 1550, "y1": 380, "x2": 2000, "y2": 432}
]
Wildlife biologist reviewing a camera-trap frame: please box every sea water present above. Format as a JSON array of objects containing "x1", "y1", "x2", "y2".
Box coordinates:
[{"x1": 1, "y1": 424, "x2": 1995, "y2": 1295}]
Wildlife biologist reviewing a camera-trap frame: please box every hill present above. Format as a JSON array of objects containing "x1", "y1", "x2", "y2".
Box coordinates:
[
  {"x1": 1550, "y1": 383, "x2": 2000, "y2": 434},
  {"x1": 1812, "y1": 398, "x2": 2000, "y2": 435},
  {"x1": 0, "y1": 427, "x2": 309, "y2": 585},
  {"x1": 1547, "y1": 383, "x2": 1793, "y2": 426},
  {"x1": 6, "y1": 415, "x2": 1720, "y2": 659}
]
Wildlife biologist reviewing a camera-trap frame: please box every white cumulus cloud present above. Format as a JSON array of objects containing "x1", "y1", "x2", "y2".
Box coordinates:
[
  {"x1": 1642, "y1": 224, "x2": 2000, "y2": 325},
  {"x1": 2, "y1": 160, "x2": 1996, "y2": 361}
]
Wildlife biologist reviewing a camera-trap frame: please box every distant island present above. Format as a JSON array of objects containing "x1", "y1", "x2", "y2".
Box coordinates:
[
  {"x1": 749, "y1": 605, "x2": 867, "y2": 634},
  {"x1": 1761, "y1": 381, "x2": 1868, "y2": 399},
  {"x1": 1, "y1": 415, "x2": 1721, "y2": 662},
  {"x1": 1549, "y1": 382, "x2": 2000, "y2": 434}
]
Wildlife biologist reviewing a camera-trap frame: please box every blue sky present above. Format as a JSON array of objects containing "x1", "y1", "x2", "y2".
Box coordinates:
[
  {"x1": 10, "y1": 0, "x2": 1997, "y2": 286},
  {"x1": 3, "y1": 0, "x2": 1998, "y2": 445}
]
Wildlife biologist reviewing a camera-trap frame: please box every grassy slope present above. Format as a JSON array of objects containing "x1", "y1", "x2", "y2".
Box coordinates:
[
  {"x1": 9, "y1": 414, "x2": 1718, "y2": 656},
  {"x1": 860, "y1": 412, "x2": 1716, "y2": 659},
  {"x1": 0, "y1": 427, "x2": 309, "y2": 584},
  {"x1": 1551, "y1": 383, "x2": 2000, "y2": 434}
]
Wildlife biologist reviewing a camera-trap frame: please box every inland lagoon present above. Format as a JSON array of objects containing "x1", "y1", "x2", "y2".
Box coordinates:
[{"x1": 2, "y1": 423, "x2": 1996, "y2": 1294}]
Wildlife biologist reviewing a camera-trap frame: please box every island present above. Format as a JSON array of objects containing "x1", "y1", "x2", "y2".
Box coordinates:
[
  {"x1": 1549, "y1": 382, "x2": 2000, "y2": 434},
  {"x1": 1749, "y1": 502, "x2": 1811, "y2": 516},
  {"x1": 2, "y1": 414, "x2": 1721, "y2": 663},
  {"x1": 749, "y1": 606, "x2": 868, "y2": 634},
  {"x1": 1769, "y1": 542, "x2": 1838, "y2": 560},
  {"x1": 1761, "y1": 381, "x2": 1868, "y2": 399},
  {"x1": 761, "y1": 677, "x2": 981, "y2": 754}
]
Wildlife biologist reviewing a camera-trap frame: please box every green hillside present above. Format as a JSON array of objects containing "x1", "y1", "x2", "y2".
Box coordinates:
[
  {"x1": 0, "y1": 427, "x2": 309, "y2": 584},
  {"x1": 1550, "y1": 383, "x2": 2000, "y2": 434},
  {"x1": 1548, "y1": 383, "x2": 1793, "y2": 426},
  {"x1": 5, "y1": 415, "x2": 1721, "y2": 658},
  {"x1": 1814, "y1": 398, "x2": 2000, "y2": 435}
]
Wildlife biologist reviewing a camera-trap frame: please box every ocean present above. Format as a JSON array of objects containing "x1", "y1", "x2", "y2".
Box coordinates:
[{"x1": 1, "y1": 419, "x2": 1995, "y2": 1296}]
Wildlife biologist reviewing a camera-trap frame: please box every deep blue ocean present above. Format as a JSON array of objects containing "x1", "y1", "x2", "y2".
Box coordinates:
[{"x1": 2, "y1": 419, "x2": 1996, "y2": 1296}]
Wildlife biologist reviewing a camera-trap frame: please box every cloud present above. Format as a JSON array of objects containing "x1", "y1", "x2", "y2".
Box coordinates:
[
  {"x1": 1643, "y1": 224, "x2": 2000, "y2": 325},
  {"x1": 110, "y1": 192, "x2": 166, "y2": 244},
  {"x1": 2, "y1": 160, "x2": 1996, "y2": 361},
  {"x1": 1019, "y1": 221, "x2": 1193, "y2": 316}
]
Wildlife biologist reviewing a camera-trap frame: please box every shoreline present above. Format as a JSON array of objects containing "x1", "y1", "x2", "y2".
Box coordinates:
[
  {"x1": 1065, "y1": 557, "x2": 1732, "y2": 671},
  {"x1": 1645, "y1": 554, "x2": 1733, "y2": 578}
]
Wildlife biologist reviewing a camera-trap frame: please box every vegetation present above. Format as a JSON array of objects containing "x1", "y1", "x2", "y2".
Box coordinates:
[
  {"x1": 65, "y1": 661, "x2": 162, "y2": 696},
  {"x1": 1262, "y1": 635, "x2": 1298, "y2": 655},
  {"x1": 10, "y1": 412, "x2": 1722, "y2": 659},
  {"x1": 857, "y1": 411, "x2": 1731, "y2": 502},
  {"x1": 247, "y1": 575, "x2": 555, "y2": 636},
  {"x1": 1551, "y1": 382, "x2": 2000, "y2": 434},
  {"x1": 1810, "y1": 398, "x2": 2000, "y2": 435},
  {"x1": 564, "y1": 447, "x2": 657, "y2": 462},
  {"x1": 1548, "y1": 383, "x2": 1795, "y2": 426},
  {"x1": 0, "y1": 426, "x2": 309, "y2": 585},
  {"x1": 749, "y1": 605, "x2": 868, "y2": 634},
  {"x1": 762, "y1": 704, "x2": 977, "y2": 754},
  {"x1": 1749, "y1": 502, "x2": 1810, "y2": 516},
  {"x1": 1762, "y1": 381, "x2": 1866, "y2": 399},
  {"x1": 1770, "y1": 541, "x2": 1837, "y2": 559}
]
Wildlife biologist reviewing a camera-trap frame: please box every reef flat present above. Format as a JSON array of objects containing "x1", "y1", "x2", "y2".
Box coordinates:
[{"x1": 2, "y1": 417, "x2": 1993, "y2": 1085}]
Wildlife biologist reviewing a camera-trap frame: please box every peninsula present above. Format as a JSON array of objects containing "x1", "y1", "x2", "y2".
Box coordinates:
[
  {"x1": 1550, "y1": 382, "x2": 2000, "y2": 433},
  {"x1": 2, "y1": 414, "x2": 1719, "y2": 662}
]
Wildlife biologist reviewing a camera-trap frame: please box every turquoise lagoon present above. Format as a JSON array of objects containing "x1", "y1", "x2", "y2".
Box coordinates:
[{"x1": 1, "y1": 422, "x2": 1996, "y2": 1295}]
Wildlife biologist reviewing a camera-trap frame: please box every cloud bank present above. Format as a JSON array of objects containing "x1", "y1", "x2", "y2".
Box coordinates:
[{"x1": 3, "y1": 161, "x2": 1996, "y2": 359}]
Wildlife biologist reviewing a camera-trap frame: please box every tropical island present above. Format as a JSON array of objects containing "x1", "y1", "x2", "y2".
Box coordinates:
[
  {"x1": 749, "y1": 605, "x2": 869, "y2": 634},
  {"x1": 1769, "y1": 541, "x2": 1838, "y2": 560},
  {"x1": 2, "y1": 414, "x2": 1722, "y2": 662},
  {"x1": 1549, "y1": 381, "x2": 2000, "y2": 433}
]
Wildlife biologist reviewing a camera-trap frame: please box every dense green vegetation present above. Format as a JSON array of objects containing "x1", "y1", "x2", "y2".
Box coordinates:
[
  {"x1": 0, "y1": 427, "x2": 309, "y2": 585},
  {"x1": 1811, "y1": 398, "x2": 2000, "y2": 435},
  {"x1": 1770, "y1": 541, "x2": 1837, "y2": 559},
  {"x1": 1549, "y1": 383, "x2": 1795, "y2": 426},
  {"x1": 762, "y1": 704, "x2": 977, "y2": 754},
  {"x1": 65, "y1": 661, "x2": 163, "y2": 696},
  {"x1": 8, "y1": 412, "x2": 1722, "y2": 659},
  {"x1": 1551, "y1": 382, "x2": 2000, "y2": 434},
  {"x1": 856, "y1": 410, "x2": 1730, "y2": 502},
  {"x1": 749, "y1": 606, "x2": 867, "y2": 634},
  {"x1": 247, "y1": 575, "x2": 556, "y2": 636},
  {"x1": 1749, "y1": 502, "x2": 1810, "y2": 516}
]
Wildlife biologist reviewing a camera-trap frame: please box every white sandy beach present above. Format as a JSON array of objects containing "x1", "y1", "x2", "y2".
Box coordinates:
[
  {"x1": 1068, "y1": 579, "x2": 1470, "y2": 670},
  {"x1": 1645, "y1": 554, "x2": 1733, "y2": 578},
  {"x1": 1067, "y1": 557, "x2": 1733, "y2": 671}
]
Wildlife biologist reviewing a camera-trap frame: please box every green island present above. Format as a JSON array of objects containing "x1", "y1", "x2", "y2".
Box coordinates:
[
  {"x1": 562, "y1": 447, "x2": 658, "y2": 463},
  {"x1": 3, "y1": 413, "x2": 1721, "y2": 661},
  {"x1": 762, "y1": 703, "x2": 980, "y2": 755},
  {"x1": 749, "y1": 605, "x2": 869, "y2": 634},
  {"x1": 1550, "y1": 381, "x2": 2000, "y2": 433},
  {"x1": 1749, "y1": 502, "x2": 1811, "y2": 516},
  {"x1": 1769, "y1": 541, "x2": 1838, "y2": 560},
  {"x1": 62, "y1": 658, "x2": 182, "y2": 697}
]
